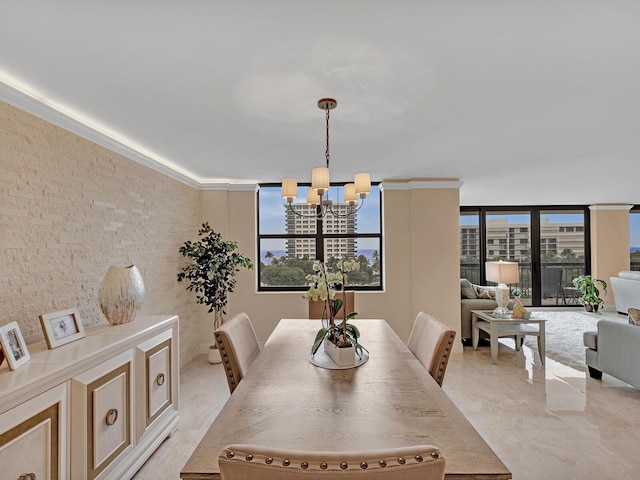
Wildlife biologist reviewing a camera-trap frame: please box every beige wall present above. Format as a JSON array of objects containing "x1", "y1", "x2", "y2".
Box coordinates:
[
  {"x1": 198, "y1": 182, "x2": 463, "y2": 353},
  {"x1": 590, "y1": 205, "x2": 632, "y2": 307},
  {"x1": 0, "y1": 101, "x2": 202, "y2": 367}
]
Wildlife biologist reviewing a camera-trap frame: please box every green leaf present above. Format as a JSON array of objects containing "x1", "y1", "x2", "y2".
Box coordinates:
[
  {"x1": 345, "y1": 311, "x2": 358, "y2": 321},
  {"x1": 332, "y1": 298, "x2": 343, "y2": 315},
  {"x1": 310, "y1": 327, "x2": 329, "y2": 355}
]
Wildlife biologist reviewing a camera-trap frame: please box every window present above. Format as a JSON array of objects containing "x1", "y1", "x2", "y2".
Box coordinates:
[
  {"x1": 631, "y1": 206, "x2": 640, "y2": 271},
  {"x1": 460, "y1": 206, "x2": 590, "y2": 306},
  {"x1": 257, "y1": 184, "x2": 382, "y2": 291}
]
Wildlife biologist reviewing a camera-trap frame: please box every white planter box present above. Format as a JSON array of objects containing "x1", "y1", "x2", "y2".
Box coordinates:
[{"x1": 323, "y1": 338, "x2": 355, "y2": 367}]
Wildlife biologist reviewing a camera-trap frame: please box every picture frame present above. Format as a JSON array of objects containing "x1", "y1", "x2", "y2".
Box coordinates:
[
  {"x1": 0, "y1": 321, "x2": 31, "y2": 370},
  {"x1": 39, "y1": 307, "x2": 86, "y2": 349}
]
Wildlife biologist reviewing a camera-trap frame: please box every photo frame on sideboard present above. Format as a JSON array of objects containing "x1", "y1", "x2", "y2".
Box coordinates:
[
  {"x1": 0, "y1": 321, "x2": 31, "y2": 370},
  {"x1": 39, "y1": 307, "x2": 86, "y2": 349}
]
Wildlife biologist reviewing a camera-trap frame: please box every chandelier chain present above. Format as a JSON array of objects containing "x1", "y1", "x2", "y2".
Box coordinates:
[{"x1": 325, "y1": 105, "x2": 330, "y2": 168}]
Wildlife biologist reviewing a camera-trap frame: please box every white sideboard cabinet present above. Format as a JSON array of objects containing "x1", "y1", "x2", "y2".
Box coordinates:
[{"x1": 0, "y1": 315, "x2": 179, "y2": 480}]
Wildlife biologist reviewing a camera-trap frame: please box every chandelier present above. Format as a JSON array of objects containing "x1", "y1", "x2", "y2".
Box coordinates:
[{"x1": 281, "y1": 98, "x2": 371, "y2": 218}]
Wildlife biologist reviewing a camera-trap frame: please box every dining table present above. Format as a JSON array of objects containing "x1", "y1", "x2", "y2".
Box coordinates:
[{"x1": 180, "y1": 319, "x2": 511, "y2": 479}]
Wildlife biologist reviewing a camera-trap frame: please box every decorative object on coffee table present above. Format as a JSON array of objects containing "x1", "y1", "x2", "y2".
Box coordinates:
[
  {"x1": 98, "y1": 264, "x2": 145, "y2": 325},
  {"x1": 485, "y1": 260, "x2": 519, "y2": 318},
  {"x1": 510, "y1": 289, "x2": 530, "y2": 319}
]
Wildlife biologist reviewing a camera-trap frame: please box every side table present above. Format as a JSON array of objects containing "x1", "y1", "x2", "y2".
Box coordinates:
[{"x1": 471, "y1": 310, "x2": 546, "y2": 365}]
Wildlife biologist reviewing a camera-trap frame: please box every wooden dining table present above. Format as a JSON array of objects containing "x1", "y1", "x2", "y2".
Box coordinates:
[{"x1": 180, "y1": 319, "x2": 511, "y2": 479}]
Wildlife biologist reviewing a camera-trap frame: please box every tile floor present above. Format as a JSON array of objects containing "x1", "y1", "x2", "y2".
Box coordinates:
[{"x1": 134, "y1": 310, "x2": 640, "y2": 480}]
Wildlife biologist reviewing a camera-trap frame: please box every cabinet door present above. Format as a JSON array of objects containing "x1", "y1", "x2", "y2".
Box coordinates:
[
  {"x1": 71, "y1": 350, "x2": 133, "y2": 480},
  {"x1": 135, "y1": 329, "x2": 176, "y2": 439},
  {"x1": 0, "y1": 384, "x2": 68, "y2": 480}
]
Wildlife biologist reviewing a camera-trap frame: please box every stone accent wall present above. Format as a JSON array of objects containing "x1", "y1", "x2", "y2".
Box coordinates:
[{"x1": 0, "y1": 100, "x2": 201, "y2": 367}]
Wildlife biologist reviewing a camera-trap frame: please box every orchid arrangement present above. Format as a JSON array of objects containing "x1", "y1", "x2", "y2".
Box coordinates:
[{"x1": 306, "y1": 259, "x2": 366, "y2": 357}]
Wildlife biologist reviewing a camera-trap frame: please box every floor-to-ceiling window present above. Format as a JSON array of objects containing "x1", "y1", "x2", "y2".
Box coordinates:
[
  {"x1": 631, "y1": 206, "x2": 640, "y2": 271},
  {"x1": 460, "y1": 206, "x2": 590, "y2": 307}
]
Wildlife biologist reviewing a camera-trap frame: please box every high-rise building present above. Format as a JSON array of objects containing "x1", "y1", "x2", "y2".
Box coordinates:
[
  {"x1": 461, "y1": 218, "x2": 585, "y2": 261},
  {"x1": 285, "y1": 203, "x2": 357, "y2": 259}
]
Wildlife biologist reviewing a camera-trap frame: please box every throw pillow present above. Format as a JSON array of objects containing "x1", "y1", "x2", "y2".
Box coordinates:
[
  {"x1": 473, "y1": 285, "x2": 496, "y2": 299},
  {"x1": 629, "y1": 308, "x2": 640, "y2": 326},
  {"x1": 460, "y1": 278, "x2": 477, "y2": 299}
]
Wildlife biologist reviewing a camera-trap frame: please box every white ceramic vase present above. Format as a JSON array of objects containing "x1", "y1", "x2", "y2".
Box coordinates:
[
  {"x1": 98, "y1": 265, "x2": 145, "y2": 325},
  {"x1": 323, "y1": 338, "x2": 355, "y2": 367}
]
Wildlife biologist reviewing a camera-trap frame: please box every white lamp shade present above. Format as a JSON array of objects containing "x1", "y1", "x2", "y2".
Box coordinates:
[
  {"x1": 311, "y1": 166, "x2": 329, "y2": 194},
  {"x1": 344, "y1": 183, "x2": 357, "y2": 205},
  {"x1": 485, "y1": 261, "x2": 519, "y2": 285},
  {"x1": 306, "y1": 187, "x2": 321, "y2": 206},
  {"x1": 281, "y1": 178, "x2": 297, "y2": 201},
  {"x1": 354, "y1": 173, "x2": 371, "y2": 197}
]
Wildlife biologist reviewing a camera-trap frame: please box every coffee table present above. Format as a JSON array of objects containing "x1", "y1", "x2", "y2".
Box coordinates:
[{"x1": 471, "y1": 310, "x2": 546, "y2": 365}]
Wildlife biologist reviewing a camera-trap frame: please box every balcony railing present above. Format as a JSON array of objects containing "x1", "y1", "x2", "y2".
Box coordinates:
[{"x1": 461, "y1": 262, "x2": 586, "y2": 305}]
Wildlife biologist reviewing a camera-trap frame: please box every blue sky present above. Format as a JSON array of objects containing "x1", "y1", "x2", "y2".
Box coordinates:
[
  {"x1": 259, "y1": 185, "x2": 381, "y2": 234},
  {"x1": 631, "y1": 212, "x2": 640, "y2": 247}
]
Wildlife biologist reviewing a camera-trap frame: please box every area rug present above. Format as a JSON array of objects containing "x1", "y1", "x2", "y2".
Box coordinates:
[{"x1": 522, "y1": 311, "x2": 600, "y2": 371}]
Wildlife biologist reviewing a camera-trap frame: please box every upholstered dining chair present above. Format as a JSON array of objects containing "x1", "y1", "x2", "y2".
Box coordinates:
[
  {"x1": 407, "y1": 312, "x2": 456, "y2": 387},
  {"x1": 214, "y1": 312, "x2": 261, "y2": 394},
  {"x1": 219, "y1": 444, "x2": 445, "y2": 480}
]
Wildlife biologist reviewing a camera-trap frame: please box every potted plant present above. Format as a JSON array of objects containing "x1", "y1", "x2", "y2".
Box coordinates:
[
  {"x1": 177, "y1": 223, "x2": 253, "y2": 363},
  {"x1": 306, "y1": 259, "x2": 367, "y2": 365},
  {"x1": 572, "y1": 275, "x2": 607, "y2": 313}
]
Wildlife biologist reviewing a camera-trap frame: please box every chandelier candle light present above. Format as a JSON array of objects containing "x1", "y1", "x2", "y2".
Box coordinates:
[
  {"x1": 281, "y1": 98, "x2": 371, "y2": 218},
  {"x1": 485, "y1": 260, "x2": 519, "y2": 318}
]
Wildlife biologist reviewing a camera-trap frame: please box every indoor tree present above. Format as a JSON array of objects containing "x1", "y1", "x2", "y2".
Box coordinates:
[{"x1": 177, "y1": 223, "x2": 253, "y2": 360}]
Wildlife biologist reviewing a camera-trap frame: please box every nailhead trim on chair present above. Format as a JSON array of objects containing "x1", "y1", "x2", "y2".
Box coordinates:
[
  {"x1": 216, "y1": 331, "x2": 238, "y2": 392},
  {"x1": 220, "y1": 447, "x2": 443, "y2": 473},
  {"x1": 434, "y1": 331, "x2": 456, "y2": 386}
]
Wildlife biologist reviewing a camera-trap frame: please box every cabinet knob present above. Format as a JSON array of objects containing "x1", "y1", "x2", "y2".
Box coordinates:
[
  {"x1": 18, "y1": 474, "x2": 36, "y2": 480},
  {"x1": 155, "y1": 373, "x2": 165, "y2": 386},
  {"x1": 105, "y1": 408, "x2": 119, "y2": 426}
]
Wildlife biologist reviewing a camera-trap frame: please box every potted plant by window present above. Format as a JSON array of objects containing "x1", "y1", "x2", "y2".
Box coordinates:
[
  {"x1": 306, "y1": 259, "x2": 367, "y2": 366},
  {"x1": 572, "y1": 275, "x2": 607, "y2": 313},
  {"x1": 177, "y1": 223, "x2": 253, "y2": 363}
]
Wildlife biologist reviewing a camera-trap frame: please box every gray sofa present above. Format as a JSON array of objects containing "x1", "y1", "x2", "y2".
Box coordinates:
[{"x1": 584, "y1": 319, "x2": 640, "y2": 389}]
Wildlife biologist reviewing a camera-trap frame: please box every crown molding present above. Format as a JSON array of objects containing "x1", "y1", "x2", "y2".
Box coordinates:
[
  {"x1": 199, "y1": 182, "x2": 258, "y2": 191},
  {"x1": 0, "y1": 78, "x2": 204, "y2": 188},
  {"x1": 380, "y1": 179, "x2": 463, "y2": 191}
]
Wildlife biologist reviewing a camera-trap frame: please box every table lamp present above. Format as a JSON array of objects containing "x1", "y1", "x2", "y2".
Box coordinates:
[{"x1": 485, "y1": 261, "x2": 519, "y2": 318}]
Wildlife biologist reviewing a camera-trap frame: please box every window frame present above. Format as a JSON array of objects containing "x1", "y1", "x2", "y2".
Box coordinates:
[
  {"x1": 257, "y1": 183, "x2": 383, "y2": 292},
  {"x1": 631, "y1": 205, "x2": 640, "y2": 271}
]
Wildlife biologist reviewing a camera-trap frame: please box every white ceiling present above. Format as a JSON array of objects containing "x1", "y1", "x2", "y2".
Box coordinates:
[{"x1": 1, "y1": 0, "x2": 639, "y2": 206}]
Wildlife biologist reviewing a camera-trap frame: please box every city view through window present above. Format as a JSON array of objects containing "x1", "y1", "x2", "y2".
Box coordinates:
[
  {"x1": 461, "y1": 206, "x2": 640, "y2": 304},
  {"x1": 258, "y1": 185, "x2": 382, "y2": 290},
  {"x1": 631, "y1": 208, "x2": 640, "y2": 271},
  {"x1": 461, "y1": 209, "x2": 589, "y2": 306}
]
